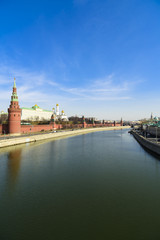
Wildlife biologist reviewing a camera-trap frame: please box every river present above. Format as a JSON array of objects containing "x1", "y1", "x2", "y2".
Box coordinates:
[{"x1": 0, "y1": 129, "x2": 160, "y2": 240}]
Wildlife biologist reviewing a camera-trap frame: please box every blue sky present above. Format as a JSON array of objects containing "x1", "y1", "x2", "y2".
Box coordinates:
[{"x1": 0, "y1": 0, "x2": 160, "y2": 120}]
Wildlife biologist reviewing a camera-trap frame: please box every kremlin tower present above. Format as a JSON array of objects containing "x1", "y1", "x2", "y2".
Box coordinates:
[
  {"x1": 8, "y1": 78, "x2": 21, "y2": 134},
  {"x1": 120, "y1": 118, "x2": 123, "y2": 126}
]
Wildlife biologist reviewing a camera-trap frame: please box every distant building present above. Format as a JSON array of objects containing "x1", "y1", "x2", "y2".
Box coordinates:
[
  {"x1": 21, "y1": 104, "x2": 68, "y2": 121},
  {"x1": 21, "y1": 104, "x2": 52, "y2": 121},
  {"x1": 0, "y1": 111, "x2": 8, "y2": 117},
  {"x1": 0, "y1": 111, "x2": 8, "y2": 123},
  {"x1": 68, "y1": 116, "x2": 82, "y2": 124},
  {"x1": 53, "y1": 104, "x2": 68, "y2": 121}
]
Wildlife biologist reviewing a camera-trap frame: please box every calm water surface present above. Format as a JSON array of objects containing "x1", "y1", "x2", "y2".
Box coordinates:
[{"x1": 0, "y1": 129, "x2": 160, "y2": 240}]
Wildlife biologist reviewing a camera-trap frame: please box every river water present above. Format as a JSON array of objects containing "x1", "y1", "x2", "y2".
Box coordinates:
[{"x1": 0, "y1": 129, "x2": 160, "y2": 240}]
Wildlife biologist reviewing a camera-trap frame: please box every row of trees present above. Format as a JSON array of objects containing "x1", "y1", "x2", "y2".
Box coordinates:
[{"x1": 0, "y1": 114, "x2": 8, "y2": 124}]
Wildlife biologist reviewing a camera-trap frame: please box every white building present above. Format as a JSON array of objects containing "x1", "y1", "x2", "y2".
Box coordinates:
[
  {"x1": 21, "y1": 104, "x2": 68, "y2": 121},
  {"x1": 21, "y1": 104, "x2": 52, "y2": 121},
  {"x1": 53, "y1": 104, "x2": 68, "y2": 121}
]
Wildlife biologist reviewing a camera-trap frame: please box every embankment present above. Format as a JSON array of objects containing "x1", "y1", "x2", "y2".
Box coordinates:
[
  {"x1": 131, "y1": 130, "x2": 160, "y2": 155},
  {"x1": 0, "y1": 126, "x2": 129, "y2": 148}
]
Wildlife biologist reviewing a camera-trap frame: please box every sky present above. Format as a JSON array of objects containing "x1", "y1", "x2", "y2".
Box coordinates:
[{"x1": 0, "y1": 0, "x2": 160, "y2": 120}]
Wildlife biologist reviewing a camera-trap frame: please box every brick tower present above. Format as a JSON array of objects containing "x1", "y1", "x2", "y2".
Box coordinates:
[
  {"x1": 120, "y1": 118, "x2": 123, "y2": 126},
  {"x1": 82, "y1": 116, "x2": 87, "y2": 128},
  {"x1": 8, "y1": 78, "x2": 21, "y2": 134}
]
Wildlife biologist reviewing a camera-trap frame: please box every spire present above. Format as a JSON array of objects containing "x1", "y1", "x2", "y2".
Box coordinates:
[
  {"x1": 11, "y1": 78, "x2": 18, "y2": 102},
  {"x1": 13, "y1": 77, "x2": 16, "y2": 88}
]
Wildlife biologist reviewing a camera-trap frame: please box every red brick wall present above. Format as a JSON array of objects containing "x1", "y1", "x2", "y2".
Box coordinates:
[
  {"x1": 0, "y1": 122, "x2": 122, "y2": 135},
  {"x1": 61, "y1": 124, "x2": 83, "y2": 129},
  {"x1": 115, "y1": 123, "x2": 121, "y2": 127},
  {"x1": 59, "y1": 123, "x2": 120, "y2": 129},
  {"x1": 21, "y1": 125, "x2": 52, "y2": 134},
  {"x1": 20, "y1": 124, "x2": 63, "y2": 134}
]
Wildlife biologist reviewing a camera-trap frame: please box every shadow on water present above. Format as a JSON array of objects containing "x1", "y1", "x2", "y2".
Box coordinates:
[
  {"x1": 130, "y1": 133, "x2": 160, "y2": 161},
  {"x1": 7, "y1": 148, "x2": 22, "y2": 191},
  {"x1": 1, "y1": 130, "x2": 160, "y2": 240},
  {"x1": 141, "y1": 144, "x2": 160, "y2": 161}
]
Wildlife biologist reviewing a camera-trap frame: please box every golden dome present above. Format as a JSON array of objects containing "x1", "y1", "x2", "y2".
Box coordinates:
[
  {"x1": 56, "y1": 104, "x2": 59, "y2": 106},
  {"x1": 32, "y1": 104, "x2": 39, "y2": 109},
  {"x1": 62, "y1": 110, "x2": 64, "y2": 113}
]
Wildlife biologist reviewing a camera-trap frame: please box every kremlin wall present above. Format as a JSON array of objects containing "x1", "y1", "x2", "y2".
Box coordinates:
[{"x1": 0, "y1": 80, "x2": 123, "y2": 135}]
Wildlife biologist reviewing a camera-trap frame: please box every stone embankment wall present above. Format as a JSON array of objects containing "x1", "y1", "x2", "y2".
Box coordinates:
[
  {"x1": 0, "y1": 126, "x2": 129, "y2": 148},
  {"x1": 131, "y1": 130, "x2": 160, "y2": 155}
]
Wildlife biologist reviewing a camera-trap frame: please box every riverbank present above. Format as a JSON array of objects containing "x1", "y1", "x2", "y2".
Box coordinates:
[
  {"x1": 0, "y1": 126, "x2": 129, "y2": 148},
  {"x1": 131, "y1": 130, "x2": 160, "y2": 156}
]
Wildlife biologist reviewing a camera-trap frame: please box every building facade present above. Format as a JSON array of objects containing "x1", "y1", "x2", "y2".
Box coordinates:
[
  {"x1": 21, "y1": 105, "x2": 53, "y2": 121},
  {"x1": 21, "y1": 104, "x2": 68, "y2": 121}
]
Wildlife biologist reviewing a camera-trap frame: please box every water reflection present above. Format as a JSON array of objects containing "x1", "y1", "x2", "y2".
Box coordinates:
[
  {"x1": 7, "y1": 148, "x2": 22, "y2": 190},
  {"x1": 1, "y1": 130, "x2": 160, "y2": 240}
]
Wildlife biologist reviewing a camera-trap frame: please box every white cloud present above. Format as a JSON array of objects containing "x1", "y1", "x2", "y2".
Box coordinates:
[
  {"x1": 0, "y1": 64, "x2": 140, "y2": 103},
  {"x1": 58, "y1": 74, "x2": 132, "y2": 100},
  {"x1": 0, "y1": 64, "x2": 144, "y2": 119}
]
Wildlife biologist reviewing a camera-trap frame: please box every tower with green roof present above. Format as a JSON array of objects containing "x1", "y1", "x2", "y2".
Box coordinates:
[{"x1": 8, "y1": 78, "x2": 21, "y2": 134}]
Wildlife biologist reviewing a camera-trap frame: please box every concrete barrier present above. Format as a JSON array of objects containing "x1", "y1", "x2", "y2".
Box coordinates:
[{"x1": 131, "y1": 130, "x2": 160, "y2": 155}]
